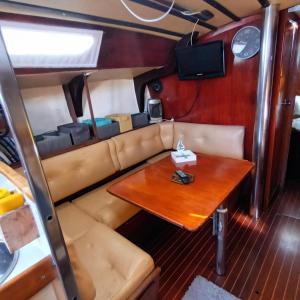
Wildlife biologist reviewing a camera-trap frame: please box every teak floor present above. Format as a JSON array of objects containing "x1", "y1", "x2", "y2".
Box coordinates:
[{"x1": 144, "y1": 180, "x2": 300, "y2": 300}]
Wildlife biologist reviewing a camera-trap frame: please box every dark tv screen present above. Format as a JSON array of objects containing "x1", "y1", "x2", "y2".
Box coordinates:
[{"x1": 176, "y1": 41, "x2": 225, "y2": 80}]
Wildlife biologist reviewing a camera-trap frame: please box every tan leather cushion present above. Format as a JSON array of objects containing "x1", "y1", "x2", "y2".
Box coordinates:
[
  {"x1": 56, "y1": 202, "x2": 97, "y2": 241},
  {"x1": 173, "y1": 122, "x2": 245, "y2": 159},
  {"x1": 112, "y1": 124, "x2": 164, "y2": 170},
  {"x1": 42, "y1": 141, "x2": 118, "y2": 203},
  {"x1": 65, "y1": 237, "x2": 96, "y2": 300},
  {"x1": 146, "y1": 151, "x2": 172, "y2": 164},
  {"x1": 29, "y1": 283, "x2": 59, "y2": 300},
  {"x1": 159, "y1": 121, "x2": 174, "y2": 149},
  {"x1": 108, "y1": 139, "x2": 121, "y2": 170},
  {"x1": 73, "y1": 165, "x2": 145, "y2": 229},
  {"x1": 71, "y1": 223, "x2": 154, "y2": 300},
  {"x1": 73, "y1": 188, "x2": 140, "y2": 229}
]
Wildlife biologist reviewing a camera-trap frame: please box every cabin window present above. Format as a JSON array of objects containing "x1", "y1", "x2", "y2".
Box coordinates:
[{"x1": 0, "y1": 21, "x2": 103, "y2": 68}]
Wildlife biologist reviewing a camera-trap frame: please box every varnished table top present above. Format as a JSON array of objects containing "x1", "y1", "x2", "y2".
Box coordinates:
[{"x1": 108, "y1": 154, "x2": 254, "y2": 231}]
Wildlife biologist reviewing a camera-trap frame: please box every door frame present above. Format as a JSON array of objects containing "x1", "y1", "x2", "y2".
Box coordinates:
[{"x1": 264, "y1": 9, "x2": 300, "y2": 209}]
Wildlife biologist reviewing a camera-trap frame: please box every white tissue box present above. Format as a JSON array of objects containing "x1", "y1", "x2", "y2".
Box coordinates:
[{"x1": 171, "y1": 150, "x2": 197, "y2": 163}]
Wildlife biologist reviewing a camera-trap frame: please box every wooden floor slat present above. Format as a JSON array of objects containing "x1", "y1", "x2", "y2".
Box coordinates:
[{"x1": 144, "y1": 180, "x2": 300, "y2": 299}]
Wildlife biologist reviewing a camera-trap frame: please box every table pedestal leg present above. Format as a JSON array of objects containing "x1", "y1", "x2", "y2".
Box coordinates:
[{"x1": 216, "y1": 204, "x2": 228, "y2": 276}]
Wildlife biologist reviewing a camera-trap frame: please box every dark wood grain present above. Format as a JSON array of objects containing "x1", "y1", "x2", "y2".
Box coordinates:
[
  {"x1": 143, "y1": 179, "x2": 300, "y2": 299},
  {"x1": 286, "y1": 129, "x2": 300, "y2": 181},
  {"x1": 108, "y1": 154, "x2": 253, "y2": 231},
  {"x1": 133, "y1": 32, "x2": 199, "y2": 111},
  {"x1": 150, "y1": 14, "x2": 262, "y2": 160},
  {"x1": 0, "y1": 256, "x2": 57, "y2": 300},
  {"x1": 265, "y1": 10, "x2": 300, "y2": 208},
  {"x1": 0, "y1": 12, "x2": 176, "y2": 74}
]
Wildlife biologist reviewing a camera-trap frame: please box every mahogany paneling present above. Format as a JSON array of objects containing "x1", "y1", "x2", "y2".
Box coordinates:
[
  {"x1": 133, "y1": 32, "x2": 199, "y2": 111},
  {"x1": 150, "y1": 15, "x2": 262, "y2": 160},
  {"x1": 0, "y1": 12, "x2": 176, "y2": 74},
  {"x1": 152, "y1": 74, "x2": 199, "y2": 118},
  {"x1": 264, "y1": 10, "x2": 300, "y2": 208},
  {"x1": 0, "y1": 256, "x2": 57, "y2": 300},
  {"x1": 98, "y1": 28, "x2": 175, "y2": 69}
]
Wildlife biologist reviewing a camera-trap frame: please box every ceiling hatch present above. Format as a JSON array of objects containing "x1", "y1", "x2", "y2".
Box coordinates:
[{"x1": 0, "y1": 21, "x2": 103, "y2": 68}]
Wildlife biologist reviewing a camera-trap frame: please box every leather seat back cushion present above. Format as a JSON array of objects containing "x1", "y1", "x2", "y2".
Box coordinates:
[
  {"x1": 65, "y1": 236, "x2": 96, "y2": 300},
  {"x1": 42, "y1": 141, "x2": 118, "y2": 203},
  {"x1": 56, "y1": 202, "x2": 98, "y2": 241},
  {"x1": 173, "y1": 122, "x2": 245, "y2": 159},
  {"x1": 159, "y1": 121, "x2": 174, "y2": 149},
  {"x1": 112, "y1": 124, "x2": 165, "y2": 170}
]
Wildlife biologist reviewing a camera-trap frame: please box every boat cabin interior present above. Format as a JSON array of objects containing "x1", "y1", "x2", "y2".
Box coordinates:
[{"x1": 0, "y1": 1, "x2": 300, "y2": 299}]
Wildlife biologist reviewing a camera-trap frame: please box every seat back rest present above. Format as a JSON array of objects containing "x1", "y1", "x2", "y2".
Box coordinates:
[
  {"x1": 159, "y1": 121, "x2": 174, "y2": 150},
  {"x1": 42, "y1": 141, "x2": 119, "y2": 203},
  {"x1": 65, "y1": 235, "x2": 96, "y2": 300},
  {"x1": 173, "y1": 122, "x2": 245, "y2": 159},
  {"x1": 112, "y1": 124, "x2": 165, "y2": 170},
  {"x1": 107, "y1": 139, "x2": 121, "y2": 170}
]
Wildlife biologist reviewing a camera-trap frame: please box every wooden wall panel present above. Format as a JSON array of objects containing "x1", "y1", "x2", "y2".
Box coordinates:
[
  {"x1": 264, "y1": 10, "x2": 300, "y2": 208},
  {"x1": 150, "y1": 15, "x2": 262, "y2": 160},
  {"x1": 98, "y1": 29, "x2": 175, "y2": 69}
]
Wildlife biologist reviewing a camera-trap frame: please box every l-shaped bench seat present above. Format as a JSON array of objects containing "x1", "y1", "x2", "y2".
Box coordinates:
[
  {"x1": 41, "y1": 121, "x2": 245, "y2": 232},
  {"x1": 18, "y1": 121, "x2": 245, "y2": 300}
]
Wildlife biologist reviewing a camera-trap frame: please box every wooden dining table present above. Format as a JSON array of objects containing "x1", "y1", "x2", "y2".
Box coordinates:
[{"x1": 107, "y1": 153, "x2": 254, "y2": 275}]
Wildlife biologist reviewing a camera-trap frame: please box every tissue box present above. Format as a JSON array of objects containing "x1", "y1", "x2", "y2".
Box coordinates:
[{"x1": 171, "y1": 150, "x2": 197, "y2": 163}]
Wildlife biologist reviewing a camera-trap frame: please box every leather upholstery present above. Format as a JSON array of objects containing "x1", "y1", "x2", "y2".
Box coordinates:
[
  {"x1": 73, "y1": 186, "x2": 140, "y2": 229},
  {"x1": 112, "y1": 124, "x2": 164, "y2": 170},
  {"x1": 71, "y1": 223, "x2": 154, "y2": 300},
  {"x1": 29, "y1": 282, "x2": 61, "y2": 300},
  {"x1": 159, "y1": 121, "x2": 174, "y2": 149},
  {"x1": 56, "y1": 203, "x2": 154, "y2": 300},
  {"x1": 173, "y1": 122, "x2": 245, "y2": 159},
  {"x1": 73, "y1": 165, "x2": 145, "y2": 229},
  {"x1": 107, "y1": 139, "x2": 121, "y2": 171},
  {"x1": 65, "y1": 237, "x2": 96, "y2": 300},
  {"x1": 42, "y1": 141, "x2": 118, "y2": 203},
  {"x1": 56, "y1": 202, "x2": 97, "y2": 241}
]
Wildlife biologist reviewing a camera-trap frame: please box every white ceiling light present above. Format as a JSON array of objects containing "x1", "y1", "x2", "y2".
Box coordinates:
[{"x1": 0, "y1": 21, "x2": 103, "y2": 68}]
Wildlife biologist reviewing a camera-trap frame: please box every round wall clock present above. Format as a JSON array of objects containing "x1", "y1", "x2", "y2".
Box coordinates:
[{"x1": 231, "y1": 26, "x2": 261, "y2": 59}]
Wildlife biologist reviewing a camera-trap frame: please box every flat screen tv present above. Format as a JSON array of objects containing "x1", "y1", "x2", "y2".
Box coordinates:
[{"x1": 176, "y1": 40, "x2": 225, "y2": 80}]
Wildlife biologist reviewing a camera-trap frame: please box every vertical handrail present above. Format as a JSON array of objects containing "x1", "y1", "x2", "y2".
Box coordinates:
[
  {"x1": 84, "y1": 75, "x2": 98, "y2": 137},
  {"x1": 0, "y1": 32, "x2": 79, "y2": 299},
  {"x1": 251, "y1": 4, "x2": 279, "y2": 219}
]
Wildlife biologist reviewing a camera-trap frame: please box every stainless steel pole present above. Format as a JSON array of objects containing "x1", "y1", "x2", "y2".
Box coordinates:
[
  {"x1": 251, "y1": 4, "x2": 279, "y2": 219},
  {"x1": 216, "y1": 204, "x2": 228, "y2": 276},
  {"x1": 0, "y1": 32, "x2": 79, "y2": 299}
]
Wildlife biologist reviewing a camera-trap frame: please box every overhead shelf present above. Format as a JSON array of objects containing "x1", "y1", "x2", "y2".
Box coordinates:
[{"x1": 16, "y1": 67, "x2": 160, "y2": 89}]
